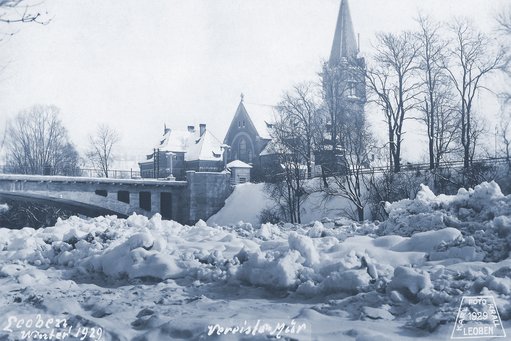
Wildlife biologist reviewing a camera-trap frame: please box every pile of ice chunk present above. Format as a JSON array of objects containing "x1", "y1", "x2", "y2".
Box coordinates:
[
  {"x1": 0, "y1": 181, "x2": 510, "y2": 333},
  {"x1": 381, "y1": 181, "x2": 511, "y2": 261}
]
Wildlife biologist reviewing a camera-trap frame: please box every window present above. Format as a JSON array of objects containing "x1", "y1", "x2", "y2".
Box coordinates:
[
  {"x1": 248, "y1": 148, "x2": 253, "y2": 163},
  {"x1": 239, "y1": 138, "x2": 247, "y2": 161},
  {"x1": 236, "y1": 137, "x2": 253, "y2": 163},
  {"x1": 139, "y1": 192, "x2": 151, "y2": 211},
  {"x1": 160, "y1": 192, "x2": 172, "y2": 220},
  {"x1": 117, "y1": 190, "x2": 130, "y2": 204},
  {"x1": 95, "y1": 189, "x2": 107, "y2": 197}
]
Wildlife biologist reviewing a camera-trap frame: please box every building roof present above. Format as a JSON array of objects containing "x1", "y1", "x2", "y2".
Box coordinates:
[
  {"x1": 329, "y1": 0, "x2": 358, "y2": 65},
  {"x1": 226, "y1": 160, "x2": 252, "y2": 169},
  {"x1": 156, "y1": 129, "x2": 194, "y2": 153},
  {"x1": 259, "y1": 139, "x2": 280, "y2": 156},
  {"x1": 259, "y1": 139, "x2": 294, "y2": 157},
  {"x1": 242, "y1": 102, "x2": 275, "y2": 140},
  {"x1": 147, "y1": 126, "x2": 224, "y2": 162},
  {"x1": 186, "y1": 130, "x2": 224, "y2": 162}
]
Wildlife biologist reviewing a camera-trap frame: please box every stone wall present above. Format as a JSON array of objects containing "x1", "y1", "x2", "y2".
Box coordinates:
[{"x1": 185, "y1": 171, "x2": 232, "y2": 224}]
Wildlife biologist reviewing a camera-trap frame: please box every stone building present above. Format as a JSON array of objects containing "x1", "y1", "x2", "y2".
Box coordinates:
[
  {"x1": 223, "y1": 95, "x2": 277, "y2": 180},
  {"x1": 139, "y1": 124, "x2": 225, "y2": 180},
  {"x1": 226, "y1": 160, "x2": 252, "y2": 185}
]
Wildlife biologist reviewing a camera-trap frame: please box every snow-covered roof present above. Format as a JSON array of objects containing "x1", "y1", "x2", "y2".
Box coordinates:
[
  {"x1": 243, "y1": 103, "x2": 276, "y2": 140},
  {"x1": 186, "y1": 130, "x2": 224, "y2": 162},
  {"x1": 259, "y1": 140, "x2": 278, "y2": 156},
  {"x1": 156, "y1": 129, "x2": 194, "y2": 153},
  {"x1": 149, "y1": 127, "x2": 223, "y2": 162},
  {"x1": 281, "y1": 163, "x2": 308, "y2": 170},
  {"x1": 259, "y1": 140, "x2": 291, "y2": 156},
  {"x1": 226, "y1": 160, "x2": 252, "y2": 169}
]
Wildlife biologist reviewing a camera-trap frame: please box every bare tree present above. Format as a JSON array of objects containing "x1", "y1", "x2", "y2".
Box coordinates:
[
  {"x1": 496, "y1": 5, "x2": 511, "y2": 164},
  {"x1": 262, "y1": 85, "x2": 326, "y2": 224},
  {"x1": 497, "y1": 98, "x2": 511, "y2": 162},
  {"x1": 0, "y1": 0, "x2": 49, "y2": 44},
  {"x1": 366, "y1": 31, "x2": 422, "y2": 172},
  {"x1": 0, "y1": 0, "x2": 46, "y2": 25},
  {"x1": 415, "y1": 14, "x2": 460, "y2": 168},
  {"x1": 497, "y1": 5, "x2": 511, "y2": 78},
  {"x1": 497, "y1": 5, "x2": 511, "y2": 34},
  {"x1": 321, "y1": 111, "x2": 374, "y2": 221},
  {"x1": 5, "y1": 105, "x2": 80, "y2": 175},
  {"x1": 265, "y1": 88, "x2": 323, "y2": 223},
  {"x1": 275, "y1": 82, "x2": 324, "y2": 178},
  {"x1": 264, "y1": 138, "x2": 307, "y2": 224},
  {"x1": 444, "y1": 18, "x2": 504, "y2": 168},
  {"x1": 86, "y1": 124, "x2": 120, "y2": 178},
  {"x1": 432, "y1": 91, "x2": 461, "y2": 165}
]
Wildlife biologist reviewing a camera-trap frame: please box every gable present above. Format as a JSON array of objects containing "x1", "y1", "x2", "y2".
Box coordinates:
[
  {"x1": 224, "y1": 100, "x2": 275, "y2": 147},
  {"x1": 224, "y1": 101, "x2": 260, "y2": 146}
]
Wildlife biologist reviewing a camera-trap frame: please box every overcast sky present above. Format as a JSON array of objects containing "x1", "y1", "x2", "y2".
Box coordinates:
[{"x1": 0, "y1": 0, "x2": 507, "y2": 166}]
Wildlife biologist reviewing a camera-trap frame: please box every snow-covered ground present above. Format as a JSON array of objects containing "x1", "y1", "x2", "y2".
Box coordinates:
[
  {"x1": 0, "y1": 181, "x2": 510, "y2": 340},
  {"x1": 207, "y1": 181, "x2": 357, "y2": 227}
]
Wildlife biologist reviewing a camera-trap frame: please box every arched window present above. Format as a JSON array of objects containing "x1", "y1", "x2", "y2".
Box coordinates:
[{"x1": 239, "y1": 138, "x2": 247, "y2": 161}]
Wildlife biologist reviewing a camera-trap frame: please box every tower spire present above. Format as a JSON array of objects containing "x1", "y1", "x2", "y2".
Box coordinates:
[{"x1": 329, "y1": 0, "x2": 358, "y2": 65}]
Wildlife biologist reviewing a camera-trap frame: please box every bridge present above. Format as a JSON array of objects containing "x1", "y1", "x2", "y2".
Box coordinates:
[{"x1": 0, "y1": 171, "x2": 232, "y2": 225}]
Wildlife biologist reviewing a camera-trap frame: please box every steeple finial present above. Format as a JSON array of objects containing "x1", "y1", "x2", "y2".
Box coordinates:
[
  {"x1": 240, "y1": 93, "x2": 245, "y2": 102},
  {"x1": 329, "y1": 0, "x2": 358, "y2": 65}
]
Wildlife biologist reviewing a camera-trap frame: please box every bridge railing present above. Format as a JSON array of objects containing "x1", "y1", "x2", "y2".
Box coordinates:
[
  {"x1": 78, "y1": 168, "x2": 142, "y2": 179},
  {"x1": 0, "y1": 165, "x2": 141, "y2": 179}
]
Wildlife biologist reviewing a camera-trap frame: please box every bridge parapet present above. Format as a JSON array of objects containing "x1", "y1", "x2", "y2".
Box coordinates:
[
  {"x1": 0, "y1": 174, "x2": 187, "y2": 222},
  {"x1": 0, "y1": 172, "x2": 232, "y2": 225}
]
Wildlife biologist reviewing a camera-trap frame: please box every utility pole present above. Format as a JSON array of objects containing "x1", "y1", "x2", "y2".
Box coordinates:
[{"x1": 153, "y1": 148, "x2": 156, "y2": 178}]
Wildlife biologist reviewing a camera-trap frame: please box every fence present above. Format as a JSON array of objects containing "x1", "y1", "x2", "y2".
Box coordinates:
[
  {"x1": 1, "y1": 157, "x2": 509, "y2": 180},
  {"x1": 0, "y1": 165, "x2": 141, "y2": 179},
  {"x1": 355, "y1": 157, "x2": 510, "y2": 175}
]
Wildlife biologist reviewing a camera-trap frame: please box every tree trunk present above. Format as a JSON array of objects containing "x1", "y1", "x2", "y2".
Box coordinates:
[
  {"x1": 393, "y1": 141, "x2": 401, "y2": 173},
  {"x1": 428, "y1": 95, "x2": 435, "y2": 170},
  {"x1": 357, "y1": 206, "x2": 364, "y2": 222}
]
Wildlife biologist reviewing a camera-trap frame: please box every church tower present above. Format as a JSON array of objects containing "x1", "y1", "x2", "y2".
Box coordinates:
[
  {"x1": 318, "y1": 0, "x2": 367, "y2": 175},
  {"x1": 329, "y1": 0, "x2": 359, "y2": 65},
  {"x1": 327, "y1": 0, "x2": 366, "y2": 105}
]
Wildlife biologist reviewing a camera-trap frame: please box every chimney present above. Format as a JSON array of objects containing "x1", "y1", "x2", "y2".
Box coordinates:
[
  {"x1": 199, "y1": 123, "x2": 206, "y2": 136},
  {"x1": 187, "y1": 125, "x2": 195, "y2": 133}
]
